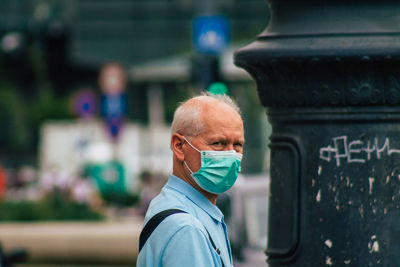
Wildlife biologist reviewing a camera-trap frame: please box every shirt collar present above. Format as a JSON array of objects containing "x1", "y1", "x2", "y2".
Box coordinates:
[{"x1": 166, "y1": 174, "x2": 224, "y2": 223}]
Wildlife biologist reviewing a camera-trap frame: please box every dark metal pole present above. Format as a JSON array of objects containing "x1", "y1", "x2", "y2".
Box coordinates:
[{"x1": 235, "y1": 0, "x2": 400, "y2": 266}]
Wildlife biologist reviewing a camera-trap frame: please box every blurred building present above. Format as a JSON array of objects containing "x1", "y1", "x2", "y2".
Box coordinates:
[
  {"x1": 68, "y1": 0, "x2": 268, "y2": 67},
  {"x1": 0, "y1": 3, "x2": 271, "y2": 264},
  {"x1": 39, "y1": 119, "x2": 172, "y2": 193},
  {"x1": 0, "y1": 0, "x2": 268, "y2": 66},
  {"x1": 0, "y1": 0, "x2": 271, "y2": 174}
]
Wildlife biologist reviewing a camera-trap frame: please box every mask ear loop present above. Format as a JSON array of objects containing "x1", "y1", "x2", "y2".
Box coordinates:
[
  {"x1": 182, "y1": 136, "x2": 200, "y2": 175},
  {"x1": 182, "y1": 136, "x2": 201, "y2": 153},
  {"x1": 183, "y1": 161, "x2": 194, "y2": 174}
]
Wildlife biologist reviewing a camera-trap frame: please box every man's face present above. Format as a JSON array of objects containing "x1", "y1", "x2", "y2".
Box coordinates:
[{"x1": 183, "y1": 102, "x2": 245, "y2": 173}]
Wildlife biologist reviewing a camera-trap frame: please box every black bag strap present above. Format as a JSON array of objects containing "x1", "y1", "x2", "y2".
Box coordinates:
[
  {"x1": 205, "y1": 228, "x2": 225, "y2": 267},
  {"x1": 138, "y1": 209, "x2": 226, "y2": 267},
  {"x1": 139, "y1": 209, "x2": 187, "y2": 252}
]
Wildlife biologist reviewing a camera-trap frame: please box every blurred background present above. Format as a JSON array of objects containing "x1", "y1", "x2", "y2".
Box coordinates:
[{"x1": 0, "y1": 0, "x2": 271, "y2": 266}]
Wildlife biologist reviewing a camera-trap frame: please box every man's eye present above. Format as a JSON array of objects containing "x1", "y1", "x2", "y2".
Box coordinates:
[{"x1": 213, "y1": 142, "x2": 223, "y2": 146}]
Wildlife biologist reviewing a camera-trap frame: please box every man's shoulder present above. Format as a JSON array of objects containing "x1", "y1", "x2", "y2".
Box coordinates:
[
  {"x1": 148, "y1": 207, "x2": 204, "y2": 233},
  {"x1": 138, "y1": 208, "x2": 214, "y2": 267},
  {"x1": 142, "y1": 207, "x2": 207, "y2": 255},
  {"x1": 173, "y1": 210, "x2": 204, "y2": 227},
  {"x1": 145, "y1": 185, "x2": 196, "y2": 220},
  {"x1": 144, "y1": 181, "x2": 208, "y2": 234}
]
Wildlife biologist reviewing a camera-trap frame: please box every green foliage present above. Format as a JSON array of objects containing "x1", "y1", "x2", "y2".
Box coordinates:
[
  {"x1": 27, "y1": 89, "x2": 72, "y2": 126},
  {"x1": 0, "y1": 88, "x2": 28, "y2": 151},
  {"x1": 164, "y1": 84, "x2": 192, "y2": 123},
  {"x1": 0, "y1": 42, "x2": 73, "y2": 157},
  {"x1": 0, "y1": 87, "x2": 73, "y2": 156},
  {"x1": 101, "y1": 192, "x2": 140, "y2": 207},
  {"x1": 0, "y1": 194, "x2": 104, "y2": 222}
]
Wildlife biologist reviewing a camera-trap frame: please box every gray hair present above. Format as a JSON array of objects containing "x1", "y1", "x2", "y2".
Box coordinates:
[{"x1": 171, "y1": 92, "x2": 241, "y2": 137}]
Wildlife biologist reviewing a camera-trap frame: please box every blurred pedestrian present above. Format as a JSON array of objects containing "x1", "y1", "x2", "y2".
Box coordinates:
[
  {"x1": 137, "y1": 92, "x2": 245, "y2": 267},
  {"x1": 138, "y1": 171, "x2": 159, "y2": 217},
  {"x1": 0, "y1": 164, "x2": 5, "y2": 199}
]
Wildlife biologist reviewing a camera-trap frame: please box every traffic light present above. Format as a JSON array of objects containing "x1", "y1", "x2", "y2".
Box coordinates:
[
  {"x1": 191, "y1": 55, "x2": 221, "y2": 92},
  {"x1": 191, "y1": 14, "x2": 230, "y2": 93}
]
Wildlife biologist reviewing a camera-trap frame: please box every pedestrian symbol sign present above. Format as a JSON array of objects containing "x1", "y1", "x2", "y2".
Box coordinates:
[{"x1": 193, "y1": 15, "x2": 230, "y2": 55}]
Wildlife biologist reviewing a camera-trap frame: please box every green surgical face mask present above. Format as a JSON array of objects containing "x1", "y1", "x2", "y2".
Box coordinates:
[{"x1": 183, "y1": 136, "x2": 242, "y2": 194}]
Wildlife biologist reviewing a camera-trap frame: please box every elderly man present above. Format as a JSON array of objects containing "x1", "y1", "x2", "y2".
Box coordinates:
[{"x1": 137, "y1": 93, "x2": 244, "y2": 267}]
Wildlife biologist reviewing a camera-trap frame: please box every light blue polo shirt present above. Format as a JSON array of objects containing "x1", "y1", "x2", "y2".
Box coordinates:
[{"x1": 137, "y1": 174, "x2": 232, "y2": 267}]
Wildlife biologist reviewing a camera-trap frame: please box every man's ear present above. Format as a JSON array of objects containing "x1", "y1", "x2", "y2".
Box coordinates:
[{"x1": 171, "y1": 133, "x2": 185, "y2": 162}]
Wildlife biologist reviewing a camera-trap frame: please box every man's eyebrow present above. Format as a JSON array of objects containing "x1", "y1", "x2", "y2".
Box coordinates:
[{"x1": 206, "y1": 137, "x2": 226, "y2": 143}]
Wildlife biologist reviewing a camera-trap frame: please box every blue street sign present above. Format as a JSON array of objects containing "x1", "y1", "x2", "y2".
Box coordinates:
[
  {"x1": 101, "y1": 93, "x2": 126, "y2": 118},
  {"x1": 101, "y1": 93, "x2": 127, "y2": 140},
  {"x1": 71, "y1": 89, "x2": 97, "y2": 118},
  {"x1": 193, "y1": 15, "x2": 230, "y2": 55}
]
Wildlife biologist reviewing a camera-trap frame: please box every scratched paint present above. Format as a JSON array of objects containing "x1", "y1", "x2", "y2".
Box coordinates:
[
  {"x1": 316, "y1": 189, "x2": 321, "y2": 202},
  {"x1": 369, "y1": 240, "x2": 380, "y2": 253},
  {"x1": 325, "y1": 239, "x2": 333, "y2": 248},
  {"x1": 313, "y1": 134, "x2": 400, "y2": 264},
  {"x1": 326, "y1": 256, "x2": 333, "y2": 266},
  {"x1": 369, "y1": 177, "x2": 374, "y2": 195},
  {"x1": 368, "y1": 235, "x2": 380, "y2": 253},
  {"x1": 346, "y1": 177, "x2": 350, "y2": 187},
  {"x1": 359, "y1": 204, "x2": 364, "y2": 218}
]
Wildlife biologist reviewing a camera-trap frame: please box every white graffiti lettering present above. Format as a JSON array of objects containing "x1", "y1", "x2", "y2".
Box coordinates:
[{"x1": 320, "y1": 136, "x2": 400, "y2": 167}]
